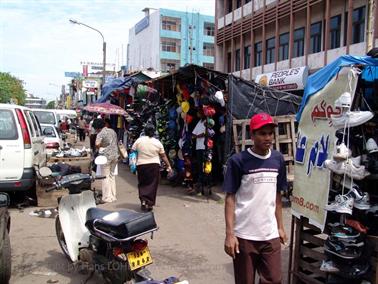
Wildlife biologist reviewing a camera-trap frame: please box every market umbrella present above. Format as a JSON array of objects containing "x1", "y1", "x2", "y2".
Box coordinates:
[{"x1": 84, "y1": 102, "x2": 128, "y2": 116}]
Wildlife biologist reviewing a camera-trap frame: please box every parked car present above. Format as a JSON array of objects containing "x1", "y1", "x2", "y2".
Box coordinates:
[
  {"x1": 0, "y1": 104, "x2": 46, "y2": 192},
  {"x1": 40, "y1": 123, "x2": 63, "y2": 153},
  {"x1": 32, "y1": 109, "x2": 59, "y2": 128},
  {"x1": 0, "y1": 193, "x2": 11, "y2": 284}
]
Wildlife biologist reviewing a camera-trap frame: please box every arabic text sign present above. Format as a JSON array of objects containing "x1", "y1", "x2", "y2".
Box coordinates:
[
  {"x1": 255, "y1": 66, "x2": 308, "y2": 91},
  {"x1": 292, "y1": 67, "x2": 358, "y2": 230}
]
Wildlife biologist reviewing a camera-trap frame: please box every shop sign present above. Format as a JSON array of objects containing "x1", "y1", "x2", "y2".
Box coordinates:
[
  {"x1": 255, "y1": 66, "x2": 308, "y2": 91},
  {"x1": 83, "y1": 80, "x2": 98, "y2": 88},
  {"x1": 291, "y1": 67, "x2": 358, "y2": 230},
  {"x1": 135, "y1": 16, "x2": 149, "y2": 34}
]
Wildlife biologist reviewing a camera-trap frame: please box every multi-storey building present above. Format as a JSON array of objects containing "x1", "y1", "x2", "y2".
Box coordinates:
[
  {"x1": 128, "y1": 8, "x2": 215, "y2": 72},
  {"x1": 24, "y1": 93, "x2": 46, "y2": 109},
  {"x1": 215, "y1": 0, "x2": 377, "y2": 91}
]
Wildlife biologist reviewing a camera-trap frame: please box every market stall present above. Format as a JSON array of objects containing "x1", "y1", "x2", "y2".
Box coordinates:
[
  {"x1": 125, "y1": 64, "x2": 302, "y2": 194},
  {"x1": 289, "y1": 54, "x2": 378, "y2": 284}
]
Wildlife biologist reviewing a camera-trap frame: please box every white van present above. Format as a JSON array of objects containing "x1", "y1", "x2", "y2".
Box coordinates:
[
  {"x1": 0, "y1": 104, "x2": 46, "y2": 192},
  {"x1": 55, "y1": 109, "x2": 77, "y2": 124},
  {"x1": 32, "y1": 109, "x2": 59, "y2": 128}
]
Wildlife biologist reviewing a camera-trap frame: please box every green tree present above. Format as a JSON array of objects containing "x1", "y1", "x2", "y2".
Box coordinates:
[
  {"x1": 0, "y1": 72, "x2": 26, "y2": 105},
  {"x1": 46, "y1": 101, "x2": 55, "y2": 109}
]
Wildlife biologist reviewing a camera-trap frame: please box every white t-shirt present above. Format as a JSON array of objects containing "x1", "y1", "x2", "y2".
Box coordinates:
[
  {"x1": 223, "y1": 148, "x2": 288, "y2": 241},
  {"x1": 192, "y1": 120, "x2": 206, "y2": 150},
  {"x1": 132, "y1": 136, "x2": 165, "y2": 166}
]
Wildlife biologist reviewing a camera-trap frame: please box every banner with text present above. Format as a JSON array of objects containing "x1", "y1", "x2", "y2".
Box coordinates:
[
  {"x1": 255, "y1": 66, "x2": 308, "y2": 91},
  {"x1": 291, "y1": 67, "x2": 358, "y2": 230}
]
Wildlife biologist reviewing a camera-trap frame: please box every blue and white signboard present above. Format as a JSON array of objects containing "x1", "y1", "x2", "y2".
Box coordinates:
[
  {"x1": 135, "y1": 16, "x2": 149, "y2": 34},
  {"x1": 65, "y1": 72, "x2": 81, "y2": 78}
]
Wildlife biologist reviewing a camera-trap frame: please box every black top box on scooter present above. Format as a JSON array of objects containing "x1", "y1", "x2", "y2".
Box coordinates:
[{"x1": 85, "y1": 208, "x2": 157, "y2": 240}]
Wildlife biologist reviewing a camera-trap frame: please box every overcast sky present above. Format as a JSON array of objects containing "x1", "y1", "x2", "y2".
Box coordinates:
[{"x1": 0, "y1": 0, "x2": 215, "y2": 102}]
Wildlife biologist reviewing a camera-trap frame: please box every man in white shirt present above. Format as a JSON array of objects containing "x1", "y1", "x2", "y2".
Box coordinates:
[
  {"x1": 192, "y1": 112, "x2": 206, "y2": 192},
  {"x1": 223, "y1": 113, "x2": 287, "y2": 284}
]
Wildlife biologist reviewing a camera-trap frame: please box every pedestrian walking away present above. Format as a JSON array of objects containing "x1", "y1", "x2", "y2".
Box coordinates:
[
  {"x1": 132, "y1": 124, "x2": 172, "y2": 211},
  {"x1": 94, "y1": 118, "x2": 119, "y2": 203},
  {"x1": 78, "y1": 115, "x2": 87, "y2": 142},
  {"x1": 89, "y1": 116, "x2": 97, "y2": 153},
  {"x1": 223, "y1": 112, "x2": 288, "y2": 284}
]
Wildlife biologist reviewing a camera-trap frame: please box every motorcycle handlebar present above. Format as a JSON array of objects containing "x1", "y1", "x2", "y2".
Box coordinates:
[
  {"x1": 45, "y1": 185, "x2": 57, "y2": 192},
  {"x1": 95, "y1": 175, "x2": 106, "y2": 180}
]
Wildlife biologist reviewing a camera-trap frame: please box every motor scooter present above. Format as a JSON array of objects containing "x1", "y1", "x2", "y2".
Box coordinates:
[{"x1": 39, "y1": 156, "x2": 186, "y2": 284}]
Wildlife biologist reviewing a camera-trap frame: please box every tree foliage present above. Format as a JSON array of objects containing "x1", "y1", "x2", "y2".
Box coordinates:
[
  {"x1": 47, "y1": 101, "x2": 55, "y2": 109},
  {"x1": 0, "y1": 72, "x2": 26, "y2": 105}
]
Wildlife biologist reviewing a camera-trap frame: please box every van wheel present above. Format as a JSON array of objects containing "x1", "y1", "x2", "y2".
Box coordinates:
[
  {"x1": 26, "y1": 183, "x2": 38, "y2": 206},
  {"x1": 0, "y1": 231, "x2": 11, "y2": 284},
  {"x1": 55, "y1": 216, "x2": 71, "y2": 261}
]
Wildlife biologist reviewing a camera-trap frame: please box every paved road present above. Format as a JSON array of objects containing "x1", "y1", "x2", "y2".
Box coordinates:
[{"x1": 9, "y1": 154, "x2": 293, "y2": 284}]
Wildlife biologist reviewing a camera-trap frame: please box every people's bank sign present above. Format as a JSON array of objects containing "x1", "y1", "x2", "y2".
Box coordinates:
[{"x1": 255, "y1": 66, "x2": 308, "y2": 91}]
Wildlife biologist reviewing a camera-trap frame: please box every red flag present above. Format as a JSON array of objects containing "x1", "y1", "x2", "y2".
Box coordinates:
[{"x1": 83, "y1": 65, "x2": 88, "y2": 77}]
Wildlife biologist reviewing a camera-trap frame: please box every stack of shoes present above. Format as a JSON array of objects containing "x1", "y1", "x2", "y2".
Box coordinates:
[{"x1": 322, "y1": 223, "x2": 370, "y2": 280}]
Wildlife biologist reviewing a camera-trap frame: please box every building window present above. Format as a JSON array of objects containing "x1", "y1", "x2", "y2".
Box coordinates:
[
  {"x1": 310, "y1": 21, "x2": 322, "y2": 53},
  {"x1": 235, "y1": 49, "x2": 240, "y2": 71},
  {"x1": 236, "y1": 0, "x2": 242, "y2": 8},
  {"x1": 330, "y1": 15, "x2": 341, "y2": 49},
  {"x1": 161, "y1": 60, "x2": 180, "y2": 71},
  {"x1": 204, "y1": 22, "x2": 215, "y2": 36},
  {"x1": 161, "y1": 38, "x2": 180, "y2": 52},
  {"x1": 352, "y1": 6, "x2": 365, "y2": 44},
  {"x1": 279, "y1": 32, "x2": 289, "y2": 61},
  {"x1": 203, "y1": 43, "x2": 214, "y2": 57},
  {"x1": 227, "y1": 0, "x2": 232, "y2": 13},
  {"x1": 161, "y1": 16, "x2": 181, "y2": 32},
  {"x1": 293, "y1": 27, "x2": 305, "y2": 57},
  {"x1": 244, "y1": 45, "x2": 251, "y2": 69},
  {"x1": 254, "y1": 41, "x2": 262, "y2": 67},
  {"x1": 203, "y1": 63, "x2": 214, "y2": 70},
  {"x1": 266, "y1": 37, "x2": 275, "y2": 64}
]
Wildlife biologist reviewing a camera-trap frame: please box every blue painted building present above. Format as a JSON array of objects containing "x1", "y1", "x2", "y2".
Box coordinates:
[{"x1": 128, "y1": 8, "x2": 215, "y2": 72}]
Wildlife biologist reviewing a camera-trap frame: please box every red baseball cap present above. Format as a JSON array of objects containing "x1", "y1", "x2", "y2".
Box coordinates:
[{"x1": 250, "y1": 113, "x2": 277, "y2": 131}]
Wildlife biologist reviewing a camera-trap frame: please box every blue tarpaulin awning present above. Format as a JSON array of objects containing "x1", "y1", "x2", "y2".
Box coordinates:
[
  {"x1": 96, "y1": 76, "x2": 137, "y2": 103},
  {"x1": 296, "y1": 55, "x2": 378, "y2": 121}
]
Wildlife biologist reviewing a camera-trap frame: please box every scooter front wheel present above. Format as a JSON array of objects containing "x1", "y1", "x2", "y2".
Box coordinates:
[{"x1": 55, "y1": 216, "x2": 71, "y2": 261}]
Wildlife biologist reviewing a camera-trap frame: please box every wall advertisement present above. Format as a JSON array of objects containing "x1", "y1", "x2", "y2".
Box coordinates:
[
  {"x1": 291, "y1": 67, "x2": 358, "y2": 230},
  {"x1": 255, "y1": 66, "x2": 308, "y2": 91}
]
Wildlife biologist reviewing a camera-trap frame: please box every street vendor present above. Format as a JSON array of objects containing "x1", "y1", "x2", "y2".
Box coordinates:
[
  {"x1": 191, "y1": 111, "x2": 206, "y2": 194},
  {"x1": 223, "y1": 113, "x2": 288, "y2": 284}
]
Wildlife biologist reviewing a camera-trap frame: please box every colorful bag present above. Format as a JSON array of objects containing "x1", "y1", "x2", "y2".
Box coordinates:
[{"x1": 129, "y1": 151, "x2": 137, "y2": 173}]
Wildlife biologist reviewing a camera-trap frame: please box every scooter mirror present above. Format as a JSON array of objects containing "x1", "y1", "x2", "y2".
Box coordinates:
[
  {"x1": 95, "y1": 155, "x2": 108, "y2": 165},
  {"x1": 39, "y1": 167, "x2": 52, "y2": 177}
]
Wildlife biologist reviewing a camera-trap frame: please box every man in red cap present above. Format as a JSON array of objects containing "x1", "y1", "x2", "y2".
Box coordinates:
[{"x1": 223, "y1": 112, "x2": 288, "y2": 284}]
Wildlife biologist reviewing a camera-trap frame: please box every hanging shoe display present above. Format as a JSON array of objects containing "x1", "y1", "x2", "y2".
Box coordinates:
[{"x1": 331, "y1": 111, "x2": 374, "y2": 129}]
